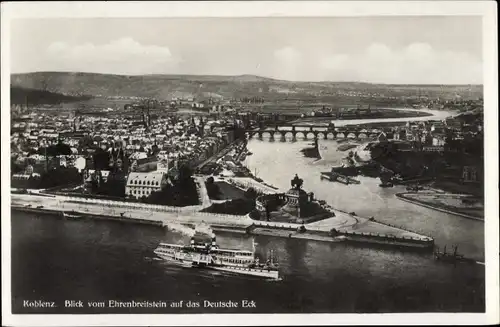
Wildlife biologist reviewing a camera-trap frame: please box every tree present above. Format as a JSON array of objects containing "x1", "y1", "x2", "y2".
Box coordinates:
[
  {"x1": 205, "y1": 176, "x2": 221, "y2": 199},
  {"x1": 44, "y1": 141, "x2": 72, "y2": 157},
  {"x1": 79, "y1": 136, "x2": 94, "y2": 149},
  {"x1": 92, "y1": 148, "x2": 110, "y2": 170},
  {"x1": 39, "y1": 167, "x2": 82, "y2": 189},
  {"x1": 249, "y1": 209, "x2": 261, "y2": 220}
]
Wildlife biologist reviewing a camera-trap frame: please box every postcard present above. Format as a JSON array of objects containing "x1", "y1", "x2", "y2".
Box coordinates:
[{"x1": 1, "y1": 1, "x2": 498, "y2": 326}]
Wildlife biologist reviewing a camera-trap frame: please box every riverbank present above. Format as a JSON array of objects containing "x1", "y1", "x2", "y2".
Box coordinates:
[
  {"x1": 396, "y1": 193, "x2": 484, "y2": 221},
  {"x1": 11, "y1": 192, "x2": 434, "y2": 250}
]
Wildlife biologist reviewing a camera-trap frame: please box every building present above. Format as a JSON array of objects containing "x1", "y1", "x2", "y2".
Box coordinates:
[
  {"x1": 445, "y1": 117, "x2": 463, "y2": 131},
  {"x1": 125, "y1": 171, "x2": 168, "y2": 199},
  {"x1": 462, "y1": 166, "x2": 482, "y2": 183},
  {"x1": 131, "y1": 155, "x2": 158, "y2": 172},
  {"x1": 430, "y1": 121, "x2": 446, "y2": 134},
  {"x1": 393, "y1": 129, "x2": 406, "y2": 141},
  {"x1": 191, "y1": 102, "x2": 205, "y2": 109},
  {"x1": 432, "y1": 135, "x2": 446, "y2": 146},
  {"x1": 422, "y1": 146, "x2": 444, "y2": 152},
  {"x1": 11, "y1": 172, "x2": 41, "y2": 189}
]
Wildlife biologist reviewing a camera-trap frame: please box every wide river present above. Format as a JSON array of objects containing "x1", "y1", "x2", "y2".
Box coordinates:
[{"x1": 11, "y1": 109, "x2": 485, "y2": 314}]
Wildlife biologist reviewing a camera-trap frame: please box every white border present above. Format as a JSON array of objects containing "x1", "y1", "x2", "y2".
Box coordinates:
[{"x1": 1, "y1": 1, "x2": 498, "y2": 326}]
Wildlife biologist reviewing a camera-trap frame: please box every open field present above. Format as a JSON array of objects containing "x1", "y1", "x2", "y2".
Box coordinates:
[{"x1": 397, "y1": 192, "x2": 484, "y2": 220}]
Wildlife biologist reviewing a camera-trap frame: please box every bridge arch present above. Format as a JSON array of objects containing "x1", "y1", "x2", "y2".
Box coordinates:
[
  {"x1": 295, "y1": 131, "x2": 306, "y2": 139},
  {"x1": 261, "y1": 131, "x2": 273, "y2": 138},
  {"x1": 306, "y1": 132, "x2": 316, "y2": 139}
]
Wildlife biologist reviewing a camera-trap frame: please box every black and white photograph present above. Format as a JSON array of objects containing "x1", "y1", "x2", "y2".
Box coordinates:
[{"x1": 1, "y1": 1, "x2": 498, "y2": 326}]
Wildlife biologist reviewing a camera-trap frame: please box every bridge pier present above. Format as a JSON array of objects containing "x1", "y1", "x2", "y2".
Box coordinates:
[
  {"x1": 291, "y1": 133, "x2": 297, "y2": 142},
  {"x1": 280, "y1": 133, "x2": 286, "y2": 142}
]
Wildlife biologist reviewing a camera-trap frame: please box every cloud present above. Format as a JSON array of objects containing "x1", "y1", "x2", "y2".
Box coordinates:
[
  {"x1": 272, "y1": 46, "x2": 303, "y2": 81},
  {"x1": 32, "y1": 39, "x2": 481, "y2": 84},
  {"x1": 274, "y1": 46, "x2": 302, "y2": 64},
  {"x1": 44, "y1": 38, "x2": 180, "y2": 75},
  {"x1": 318, "y1": 42, "x2": 482, "y2": 84}
]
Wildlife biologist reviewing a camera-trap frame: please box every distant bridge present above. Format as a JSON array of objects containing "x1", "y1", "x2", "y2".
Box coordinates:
[{"x1": 246, "y1": 125, "x2": 394, "y2": 141}]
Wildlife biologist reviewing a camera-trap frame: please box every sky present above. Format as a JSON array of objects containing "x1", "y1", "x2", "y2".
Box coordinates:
[{"x1": 10, "y1": 17, "x2": 483, "y2": 84}]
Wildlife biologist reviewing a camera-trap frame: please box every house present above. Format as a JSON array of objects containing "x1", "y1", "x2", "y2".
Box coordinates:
[
  {"x1": 393, "y1": 129, "x2": 407, "y2": 141},
  {"x1": 422, "y1": 146, "x2": 444, "y2": 152},
  {"x1": 406, "y1": 130, "x2": 416, "y2": 142},
  {"x1": 445, "y1": 117, "x2": 463, "y2": 130},
  {"x1": 11, "y1": 173, "x2": 41, "y2": 189},
  {"x1": 125, "y1": 171, "x2": 168, "y2": 199},
  {"x1": 462, "y1": 165, "x2": 482, "y2": 183},
  {"x1": 191, "y1": 102, "x2": 205, "y2": 109},
  {"x1": 430, "y1": 121, "x2": 446, "y2": 134},
  {"x1": 432, "y1": 135, "x2": 446, "y2": 146},
  {"x1": 377, "y1": 132, "x2": 388, "y2": 143},
  {"x1": 86, "y1": 170, "x2": 110, "y2": 183}
]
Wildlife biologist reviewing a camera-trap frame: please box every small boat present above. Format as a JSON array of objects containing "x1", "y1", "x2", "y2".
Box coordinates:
[
  {"x1": 321, "y1": 172, "x2": 360, "y2": 185},
  {"x1": 154, "y1": 236, "x2": 280, "y2": 280},
  {"x1": 62, "y1": 211, "x2": 82, "y2": 219},
  {"x1": 406, "y1": 185, "x2": 424, "y2": 192},
  {"x1": 379, "y1": 183, "x2": 394, "y2": 188},
  {"x1": 434, "y1": 245, "x2": 476, "y2": 265}
]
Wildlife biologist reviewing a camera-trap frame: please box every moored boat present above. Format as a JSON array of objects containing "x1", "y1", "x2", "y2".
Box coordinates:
[
  {"x1": 434, "y1": 245, "x2": 476, "y2": 265},
  {"x1": 62, "y1": 211, "x2": 82, "y2": 219},
  {"x1": 320, "y1": 172, "x2": 360, "y2": 185}
]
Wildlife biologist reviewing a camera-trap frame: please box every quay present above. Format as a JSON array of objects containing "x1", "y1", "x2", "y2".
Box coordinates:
[{"x1": 11, "y1": 192, "x2": 434, "y2": 250}]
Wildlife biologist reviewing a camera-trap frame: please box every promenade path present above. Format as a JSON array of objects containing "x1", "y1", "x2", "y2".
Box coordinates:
[
  {"x1": 11, "y1": 194, "x2": 253, "y2": 228},
  {"x1": 11, "y1": 193, "x2": 431, "y2": 241},
  {"x1": 193, "y1": 175, "x2": 212, "y2": 208},
  {"x1": 303, "y1": 209, "x2": 430, "y2": 240}
]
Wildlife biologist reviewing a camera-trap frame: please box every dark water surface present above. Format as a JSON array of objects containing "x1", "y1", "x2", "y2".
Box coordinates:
[{"x1": 12, "y1": 211, "x2": 484, "y2": 314}]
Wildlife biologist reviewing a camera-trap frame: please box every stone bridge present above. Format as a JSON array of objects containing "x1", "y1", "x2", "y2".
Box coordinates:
[{"x1": 246, "y1": 125, "x2": 394, "y2": 141}]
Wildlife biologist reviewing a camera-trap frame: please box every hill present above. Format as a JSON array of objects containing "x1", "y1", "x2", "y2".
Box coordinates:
[
  {"x1": 10, "y1": 86, "x2": 92, "y2": 106},
  {"x1": 11, "y1": 72, "x2": 483, "y2": 103}
]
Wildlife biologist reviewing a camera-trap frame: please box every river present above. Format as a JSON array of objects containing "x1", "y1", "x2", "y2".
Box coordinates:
[
  {"x1": 244, "y1": 139, "x2": 484, "y2": 261},
  {"x1": 10, "y1": 108, "x2": 485, "y2": 314},
  {"x1": 12, "y1": 211, "x2": 484, "y2": 314},
  {"x1": 289, "y1": 108, "x2": 456, "y2": 127}
]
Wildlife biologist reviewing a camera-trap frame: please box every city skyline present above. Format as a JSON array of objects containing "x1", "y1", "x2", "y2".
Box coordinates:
[{"x1": 10, "y1": 17, "x2": 483, "y2": 85}]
